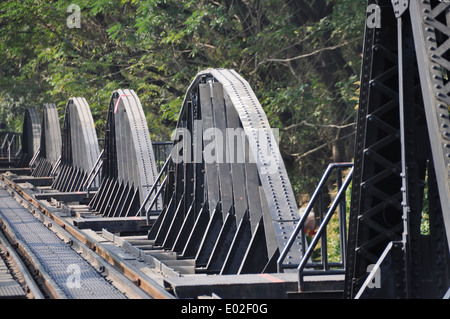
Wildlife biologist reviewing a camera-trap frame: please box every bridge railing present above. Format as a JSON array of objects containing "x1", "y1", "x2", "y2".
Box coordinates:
[
  {"x1": 0, "y1": 132, "x2": 22, "y2": 160},
  {"x1": 139, "y1": 153, "x2": 171, "y2": 223},
  {"x1": 277, "y1": 162, "x2": 353, "y2": 291},
  {"x1": 152, "y1": 141, "x2": 172, "y2": 172}
]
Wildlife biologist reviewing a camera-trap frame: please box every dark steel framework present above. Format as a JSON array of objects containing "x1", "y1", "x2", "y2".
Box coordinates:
[
  {"x1": 0, "y1": 132, "x2": 21, "y2": 164},
  {"x1": 4, "y1": 2, "x2": 450, "y2": 299},
  {"x1": 89, "y1": 89, "x2": 161, "y2": 217},
  {"x1": 146, "y1": 69, "x2": 302, "y2": 274},
  {"x1": 32, "y1": 103, "x2": 62, "y2": 177},
  {"x1": 345, "y1": 0, "x2": 450, "y2": 298},
  {"x1": 18, "y1": 108, "x2": 41, "y2": 167},
  {"x1": 52, "y1": 98, "x2": 100, "y2": 192},
  {"x1": 278, "y1": 163, "x2": 353, "y2": 291}
]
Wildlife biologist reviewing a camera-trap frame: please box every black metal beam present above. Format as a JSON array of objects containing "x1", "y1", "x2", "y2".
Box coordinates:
[
  {"x1": 89, "y1": 89, "x2": 160, "y2": 218},
  {"x1": 147, "y1": 69, "x2": 301, "y2": 275},
  {"x1": 18, "y1": 108, "x2": 41, "y2": 167},
  {"x1": 52, "y1": 97, "x2": 100, "y2": 192},
  {"x1": 32, "y1": 103, "x2": 62, "y2": 178},
  {"x1": 345, "y1": 0, "x2": 450, "y2": 299}
]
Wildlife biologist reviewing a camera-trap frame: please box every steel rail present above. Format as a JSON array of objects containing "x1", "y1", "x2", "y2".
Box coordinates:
[
  {"x1": 0, "y1": 174, "x2": 174, "y2": 299},
  {"x1": 0, "y1": 224, "x2": 45, "y2": 299},
  {"x1": 138, "y1": 154, "x2": 171, "y2": 218},
  {"x1": 0, "y1": 183, "x2": 150, "y2": 299},
  {"x1": 0, "y1": 195, "x2": 67, "y2": 298}
]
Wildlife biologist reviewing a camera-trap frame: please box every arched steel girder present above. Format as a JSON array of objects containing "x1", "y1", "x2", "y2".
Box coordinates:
[
  {"x1": 147, "y1": 69, "x2": 303, "y2": 274},
  {"x1": 52, "y1": 97, "x2": 100, "y2": 192},
  {"x1": 32, "y1": 103, "x2": 62, "y2": 177},
  {"x1": 89, "y1": 89, "x2": 160, "y2": 218},
  {"x1": 19, "y1": 108, "x2": 41, "y2": 167}
]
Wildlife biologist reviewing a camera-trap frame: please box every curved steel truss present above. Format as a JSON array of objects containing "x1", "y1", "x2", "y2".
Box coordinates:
[
  {"x1": 147, "y1": 69, "x2": 302, "y2": 274},
  {"x1": 52, "y1": 97, "x2": 100, "y2": 192},
  {"x1": 19, "y1": 108, "x2": 41, "y2": 167},
  {"x1": 345, "y1": 0, "x2": 450, "y2": 299},
  {"x1": 89, "y1": 89, "x2": 160, "y2": 217},
  {"x1": 32, "y1": 103, "x2": 62, "y2": 177}
]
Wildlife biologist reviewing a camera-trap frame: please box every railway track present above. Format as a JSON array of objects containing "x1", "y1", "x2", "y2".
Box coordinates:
[
  {"x1": 0, "y1": 173, "x2": 174, "y2": 299},
  {"x1": 0, "y1": 226, "x2": 42, "y2": 299}
]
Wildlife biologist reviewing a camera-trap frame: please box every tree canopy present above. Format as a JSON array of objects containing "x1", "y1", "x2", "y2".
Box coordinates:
[{"x1": 0, "y1": 0, "x2": 366, "y2": 200}]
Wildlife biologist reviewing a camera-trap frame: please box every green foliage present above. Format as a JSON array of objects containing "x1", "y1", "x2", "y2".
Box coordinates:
[{"x1": 0, "y1": 0, "x2": 366, "y2": 200}]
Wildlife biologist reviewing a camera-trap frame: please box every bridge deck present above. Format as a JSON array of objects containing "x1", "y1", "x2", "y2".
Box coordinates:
[{"x1": 0, "y1": 187, "x2": 126, "y2": 299}]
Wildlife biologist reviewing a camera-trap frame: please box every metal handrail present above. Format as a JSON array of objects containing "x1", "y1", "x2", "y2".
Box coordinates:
[
  {"x1": 50, "y1": 155, "x2": 62, "y2": 176},
  {"x1": 297, "y1": 167, "x2": 353, "y2": 291},
  {"x1": 1, "y1": 133, "x2": 9, "y2": 154},
  {"x1": 138, "y1": 154, "x2": 171, "y2": 222},
  {"x1": 277, "y1": 162, "x2": 353, "y2": 272},
  {"x1": 83, "y1": 149, "x2": 104, "y2": 192},
  {"x1": 29, "y1": 147, "x2": 41, "y2": 167},
  {"x1": 1, "y1": 132, "x2": 22, "y2": 159},
  {"x1": 8, "y1": 134, "x2": 16, "y2": 162},
  {"x1": 143, "y1": 175, "x2": 167, "y2": 219}
]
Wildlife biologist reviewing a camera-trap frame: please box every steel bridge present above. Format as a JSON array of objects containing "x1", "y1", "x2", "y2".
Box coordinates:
[{"x1": 0, "y1": 0, "x2": 449, "y2": 299}]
